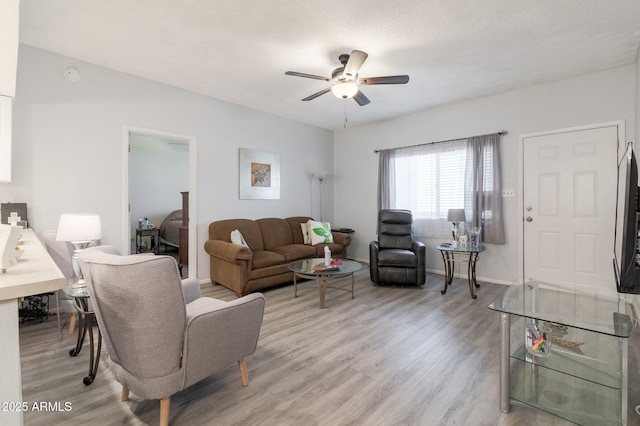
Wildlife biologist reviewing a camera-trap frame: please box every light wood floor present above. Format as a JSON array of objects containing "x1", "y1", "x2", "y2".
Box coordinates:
[{"x1": 19, "y1": 271, "x2": 640, "y2": 425}]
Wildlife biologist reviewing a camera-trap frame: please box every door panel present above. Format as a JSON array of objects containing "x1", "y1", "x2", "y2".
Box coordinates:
[{"x1": 523, "y1": 125, "x2": 618, "y2": 288}]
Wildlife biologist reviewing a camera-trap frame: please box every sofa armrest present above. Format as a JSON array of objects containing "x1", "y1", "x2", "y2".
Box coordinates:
[
  {"x1": 332, "y1": 232, "x2": 351, "y2": 247},
  {"x1": 204, "y1": 240, "x2": 252, "y2": 263},
  {"x1": 181, "y1": 278, "x2": 201, "y2": 304},
  {"x1": 412, "y1": 240, "x2": 426, "y2": 257}
]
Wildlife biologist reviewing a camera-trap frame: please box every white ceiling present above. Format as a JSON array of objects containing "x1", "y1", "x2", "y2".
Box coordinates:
[{"x1": 18, "y1": 0, "x2": 640, "y2": 131}]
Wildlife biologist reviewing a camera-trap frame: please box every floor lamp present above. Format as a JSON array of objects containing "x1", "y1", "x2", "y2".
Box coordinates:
[{"x1": 314, "y1": 172, "x2": 329, "y2": 221}]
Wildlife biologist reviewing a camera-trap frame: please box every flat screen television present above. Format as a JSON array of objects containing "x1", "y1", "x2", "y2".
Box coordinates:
[{"x1": 613, "y1": 142, "x2": 640, "y2": 294}]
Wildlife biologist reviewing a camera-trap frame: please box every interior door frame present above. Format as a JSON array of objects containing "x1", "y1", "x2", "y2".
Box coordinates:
[
  {"x1": 122, "y1": 125, "x2": 198, "y2": 279},
  {"x1": 517, "y1": 120, "x2": 625, "y2": 284}
]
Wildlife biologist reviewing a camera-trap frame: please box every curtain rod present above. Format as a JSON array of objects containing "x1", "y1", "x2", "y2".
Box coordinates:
[{"x1": 373, "y1": 130, "x2": 508, "y2": 153}]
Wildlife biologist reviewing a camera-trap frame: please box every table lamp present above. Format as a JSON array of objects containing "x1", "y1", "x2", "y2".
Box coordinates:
[
  {"x1": 56, "y1": 213, "x2": 102, "y2": 288},
  {"x1": 447, "y1": 208, "x2": 466, "y2": 245}
]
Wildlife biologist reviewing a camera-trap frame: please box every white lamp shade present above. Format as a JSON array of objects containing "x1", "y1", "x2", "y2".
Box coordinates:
[
  {"x1": 56, "y1": 213, "x2": 103, "y2": 242},
  {"x1": 331, "y1": 82, "x2": 358, "y2": 99},
  {"x1": 447, "y1": 208, "x2": 466, "y2": 222}
]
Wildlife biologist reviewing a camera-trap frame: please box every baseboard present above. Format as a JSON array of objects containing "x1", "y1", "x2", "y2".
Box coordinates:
[{"x1": 424, "y1": 267, "x2": 513, "y2": 286}]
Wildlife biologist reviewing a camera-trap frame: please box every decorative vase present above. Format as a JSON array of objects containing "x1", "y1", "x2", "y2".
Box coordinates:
[
  {"x1": 525, "y1": 323, "x2": 552, "y2": 358},
  {"x1": 469, "y1": 226, "x2": 481, "y2": 248}
]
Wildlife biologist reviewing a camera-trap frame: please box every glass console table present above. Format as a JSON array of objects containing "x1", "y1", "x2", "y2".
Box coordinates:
[{"x1": 488, "y1": 281, "x2": 635, "y2": 425}]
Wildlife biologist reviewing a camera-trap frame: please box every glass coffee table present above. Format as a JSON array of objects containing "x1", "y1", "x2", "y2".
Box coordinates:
[{"x1": 288, "y1": 258, "x2": 363, "y2": 308}]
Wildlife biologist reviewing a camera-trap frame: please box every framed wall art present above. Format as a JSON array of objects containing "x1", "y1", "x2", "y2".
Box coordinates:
[{"x1": 239, "y1": 148, "x2": 280, "y2": 199}]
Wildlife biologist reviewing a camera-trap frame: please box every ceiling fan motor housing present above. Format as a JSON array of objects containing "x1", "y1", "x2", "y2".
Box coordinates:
[{"x1": 332, "y1": 67, "x2": 347, "y2": 81}]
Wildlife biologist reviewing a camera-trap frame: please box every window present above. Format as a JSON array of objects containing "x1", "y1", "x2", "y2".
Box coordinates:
[
  {"x1": 378, "y1": 133, "x2": 505, "y2": 243},
  {"x1": 394, "y1": 139, "x2": 466, "y2": 220}
]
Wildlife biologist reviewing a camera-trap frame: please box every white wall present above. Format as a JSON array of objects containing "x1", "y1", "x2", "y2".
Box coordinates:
[
  {"x1": 4, "y1": 46, "x2": 334, "y2": 280},
  {"x1": 333, "y1": 65, "x2": 637, "y2": 285}
]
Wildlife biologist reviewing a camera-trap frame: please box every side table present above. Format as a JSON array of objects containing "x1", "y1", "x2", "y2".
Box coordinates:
[
  {"x1": 436, "y1": 243, "x2": 485, "y2": 299},
  {"x1": 136, "y1": 227, "x2": 159, "y2": 254},
  {"x1": 62, "y1": 286, "x2": 102, "y2": 385}
]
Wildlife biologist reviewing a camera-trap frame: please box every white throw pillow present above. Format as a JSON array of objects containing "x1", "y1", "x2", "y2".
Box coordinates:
[
  {"x1": 308, "y1": 220, "x2": 334, "y2": 245},
  {"x1": 230, "y1": 229, "x2": 248, "y2": 247},
  {"x1": 300, "y1": 221, "x2": 311, "y2": 244}
]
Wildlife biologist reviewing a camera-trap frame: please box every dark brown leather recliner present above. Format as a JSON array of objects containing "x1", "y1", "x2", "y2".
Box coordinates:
[{"x1": 369, "y1": 209, "x2": 426, "y2": 286}]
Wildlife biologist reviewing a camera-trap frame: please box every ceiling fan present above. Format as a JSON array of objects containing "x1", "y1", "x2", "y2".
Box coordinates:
[{"x1": 285, "y1": 50, "x2": 409, "y2": 106}]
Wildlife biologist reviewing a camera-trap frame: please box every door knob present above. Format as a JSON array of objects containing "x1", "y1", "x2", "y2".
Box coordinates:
[{"x1": 526, "y1": 217, "x2": 533, "y2": 222}]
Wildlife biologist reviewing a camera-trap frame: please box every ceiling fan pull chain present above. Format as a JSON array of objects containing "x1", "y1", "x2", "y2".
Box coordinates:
[{"x1": 344, "y1": 101, "x2": 348, "y2": 129}]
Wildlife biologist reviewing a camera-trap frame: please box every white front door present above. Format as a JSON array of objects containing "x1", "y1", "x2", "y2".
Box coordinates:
[{"x1": 522, "y1": 124, "x2": 620, "y2": 289}]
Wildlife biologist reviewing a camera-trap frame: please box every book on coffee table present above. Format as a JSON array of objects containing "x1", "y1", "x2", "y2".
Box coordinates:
[{"x1": 314, "y1": 263, "x2": 341, "y2": 272}]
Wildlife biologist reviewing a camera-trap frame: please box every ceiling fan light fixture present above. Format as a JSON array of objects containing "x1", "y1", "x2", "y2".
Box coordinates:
[{"x1": 331, "y1": 82, "x2": 358, "y2": 99}]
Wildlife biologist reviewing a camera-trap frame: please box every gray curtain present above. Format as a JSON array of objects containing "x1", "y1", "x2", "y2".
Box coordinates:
[
  {"x1": 464, "y1": 134, "x2": 505, "y2": 244},
  {"x1": 377, "y1": 149, "x2": 395, "y2": 210}
]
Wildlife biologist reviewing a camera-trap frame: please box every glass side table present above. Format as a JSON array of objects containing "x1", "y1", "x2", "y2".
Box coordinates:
[
  {"x1": 488, "y1": 281, "x2": 635, "y2": 425},
  {"x1": 436, "y1": 243, "x2": 485, "y2": 299},
  {"x1": 62, "y1": 286, "x2": 102, "y2": 385}
]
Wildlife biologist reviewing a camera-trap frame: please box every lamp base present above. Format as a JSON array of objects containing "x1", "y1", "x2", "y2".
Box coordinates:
[{"x1": 452, "y1": 222, "x2": 461, "y2": 247}]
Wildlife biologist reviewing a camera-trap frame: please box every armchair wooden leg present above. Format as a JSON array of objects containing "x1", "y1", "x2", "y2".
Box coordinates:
[
  {"x1": 68, "y1": 313, "x2": 77, "y2": 334},
  {"x1": 120, "y1": 386, "x2": 129, "y2": 402},
  {"x1": 160, "y1": 396, "x2": 170, "y2": 426},
  {"x1": 238, "y1": 359, "x2": 249, "y2": 387}
]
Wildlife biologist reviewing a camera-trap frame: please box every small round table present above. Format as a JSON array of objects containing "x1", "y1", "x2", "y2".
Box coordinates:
[
  {"x1": 62, "y1": 286, "x2": 102, "y2": 385},
  {"x1": 437, "y1": 243, "x2": 485, "y2": 299},
  {"x1": 288, "y1": 258, "x2": 363, "y2": 308}
]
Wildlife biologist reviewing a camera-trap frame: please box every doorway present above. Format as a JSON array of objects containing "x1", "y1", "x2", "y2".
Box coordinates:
[
  {"x1": 123, "y1": 126, "x2": 197, "y2": 278},
  {"x1": 520, "y1": 122, "x2": 623, "y2": 290}
]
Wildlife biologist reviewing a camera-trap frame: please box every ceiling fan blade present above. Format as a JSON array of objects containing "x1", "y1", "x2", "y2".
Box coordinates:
[
  {"x1": 285, "y1": 71, "x2": 330, "y2": 81},
  {"x1": 302, "y1": 87, "x2": 332, "y2": 101},
  {"x1": 343, "y1": 50, "x2": 368, "y2": 80},
  {"x1": 360, "y1": 75, "x2": 410, "y2": 85},
  {"x1": 353, "y1": 90, "x2": 370, "y2": 106}
]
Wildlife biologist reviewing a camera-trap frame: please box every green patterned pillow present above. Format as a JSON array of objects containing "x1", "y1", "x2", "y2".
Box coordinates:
[{"x1": 308, "y1": 220, "x2": 334, "y2": 245}]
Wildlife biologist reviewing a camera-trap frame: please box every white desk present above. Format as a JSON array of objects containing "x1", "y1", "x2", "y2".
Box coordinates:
[{"x1": 0, "y1": 228, "x2": 66, "y2": 426}]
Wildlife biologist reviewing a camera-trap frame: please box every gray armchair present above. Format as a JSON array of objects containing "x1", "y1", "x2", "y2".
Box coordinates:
[
  {"x1": 78, "y1": 246, "x2": 265, "y2": 426},
  {"x1": 369, "y1": 209, "x2": 426, "y2": 286}
]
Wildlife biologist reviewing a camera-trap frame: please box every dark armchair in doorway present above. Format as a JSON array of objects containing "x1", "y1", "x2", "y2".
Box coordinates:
[{"x1": 369, "y1": 209, "x2": 426, "y2": 286}]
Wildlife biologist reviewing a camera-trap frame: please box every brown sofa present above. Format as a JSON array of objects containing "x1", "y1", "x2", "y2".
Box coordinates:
[{"x1": 204, "y1": 216, "x2": 351, "y2": 296}]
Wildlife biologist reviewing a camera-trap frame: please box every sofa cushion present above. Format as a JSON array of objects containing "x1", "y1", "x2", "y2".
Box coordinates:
[
  {"x1": 256, "y1": 218, "x2": 293, "y2": 250},
  {"x1": 251, "y1": 250, "x2": 285, "y2": 269},
  {"x1": 308, "y1": 220, "x2": 334, "y2": 245},
  {"x1": 270, "y1": 244, "x2": 316, "y2": 262},
  {"x1": 301, "y1": 222, "x2": 311, "y2": 244},
  {"x1": 377, "y1": 249, "x2": 418, "y2": 267},
  {"x1": 209, "y1": 219, "x2": 264, "y2": 251},
  {"x1": 313, "y1": 242, "x2": 344, "y2": 258},
  {"x1": 230, "y1": 229, "x2": 249, "y2": 247},
  {"x1": 285, "y1": 216, "x2": 313, "y2": 245}
]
